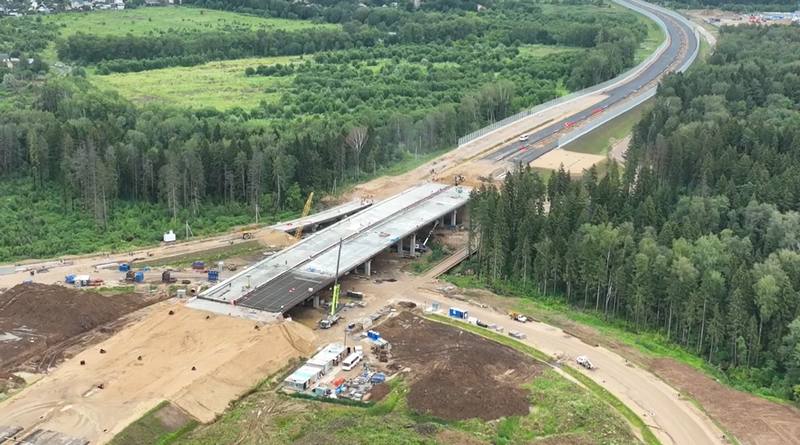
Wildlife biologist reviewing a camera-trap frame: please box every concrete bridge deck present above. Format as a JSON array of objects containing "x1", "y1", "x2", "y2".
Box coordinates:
[{"x1": 200, "y1": 183, "x2": 470, "y2": 313}]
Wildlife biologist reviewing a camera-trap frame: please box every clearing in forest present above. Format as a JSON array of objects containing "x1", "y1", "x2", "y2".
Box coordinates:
[
  {"x1": 91, "y1": 56, "x2": 299, "y2": 110},
  {"x1": 44, "y1": 7, "x2": 336, "y2": 37}
]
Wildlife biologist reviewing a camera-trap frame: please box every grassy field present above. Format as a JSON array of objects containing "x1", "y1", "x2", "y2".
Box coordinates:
[
  {"x1": 44, "y1": 7, "x2": 335, "y2": 37},
  {"x1": 517, "y1": 44, "x2": 581, "y2": 58},
  {"x1": 91, "y1": 56, "x2": 299, "y2": 110},
  {"x1": 110, "y1": 401, "x2": 197, "y2": 445},
  {"x1": 561, "y1": 101, "x2": 651, "y2": 155}
]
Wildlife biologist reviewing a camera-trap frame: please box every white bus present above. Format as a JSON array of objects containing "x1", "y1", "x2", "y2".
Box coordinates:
[{"x1": 342, "y1": 351, "x2": 363, "y2": 371}]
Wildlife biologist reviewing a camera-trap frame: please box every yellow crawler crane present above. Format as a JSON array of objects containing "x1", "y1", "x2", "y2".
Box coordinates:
[{"x1": 293, "y1": 192, "x2": 314, "y2": 241}]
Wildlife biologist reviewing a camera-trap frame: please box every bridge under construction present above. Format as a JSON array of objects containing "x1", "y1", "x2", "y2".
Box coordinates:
[{"x1": 199, "y1": 183, "x2": 470, "y2": 313}]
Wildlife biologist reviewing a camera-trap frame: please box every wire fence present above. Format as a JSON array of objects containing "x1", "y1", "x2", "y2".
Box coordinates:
[{"x1": 456, "y1": 0, "x2": 670, "y2": 147}]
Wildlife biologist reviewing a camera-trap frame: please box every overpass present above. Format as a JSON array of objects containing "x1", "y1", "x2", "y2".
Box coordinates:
[
  {"x1": 269, "y1": 199, "x2": 373, "y2": 235},
  {"x1": 200, "y1": 183, "x2": 469, "y2": 313}
]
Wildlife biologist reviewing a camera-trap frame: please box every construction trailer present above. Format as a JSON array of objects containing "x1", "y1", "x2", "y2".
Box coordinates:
[
  {"x1": 283, "y1": 364, "x2": 324, "y2": 391},
  {"x1": 449, "y1": 307, "x2": 468, "y2": 319}
]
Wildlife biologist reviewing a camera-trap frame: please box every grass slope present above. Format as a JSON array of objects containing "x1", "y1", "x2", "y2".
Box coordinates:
[
  {"x1": 44, "y1": 7, "x2": 335, "y2": 37},
  {"x1": 561, "y1": 101, "x2": 651, "y2": 155},
  {"x1": 91, "y1": 56, "x2": 299, "y2": 110},
  {"x1": 635, "y1": 9, "x2": 667, "y2": 63}
]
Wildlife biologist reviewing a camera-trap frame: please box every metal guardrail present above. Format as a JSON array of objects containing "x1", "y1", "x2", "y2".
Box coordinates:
[
  {"x1": 456, "y1": 0, "x2": 670, "y2": 147},
  {"x1": 556, "y1": 6, "x2": 701, "y2": 149},
  {"x1": 557, "y1": 89, "x2": 657, "y2": 148}
]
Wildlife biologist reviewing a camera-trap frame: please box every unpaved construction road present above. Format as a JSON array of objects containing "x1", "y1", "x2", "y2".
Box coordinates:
[{"x1": 350, "y1": 276, "x2": 727, "y2": 445}]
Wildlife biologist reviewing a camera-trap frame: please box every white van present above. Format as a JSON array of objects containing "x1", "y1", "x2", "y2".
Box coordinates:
[{"x1": 342, "y1": 351, "x2": 363, "y2": 371}]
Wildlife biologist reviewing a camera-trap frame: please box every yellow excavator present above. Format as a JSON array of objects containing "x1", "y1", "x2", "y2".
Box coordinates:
[{"x1": 293, "y1": 192, "x2": 314, "y2": 241}]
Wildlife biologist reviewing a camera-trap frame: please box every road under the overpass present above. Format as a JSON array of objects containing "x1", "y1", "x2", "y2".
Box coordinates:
[{"x1": 199, "y1": 183, "x2": 469, "y2": 312}]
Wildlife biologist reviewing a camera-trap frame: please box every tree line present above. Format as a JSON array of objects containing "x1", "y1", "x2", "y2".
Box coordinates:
[
  {"x1": 468, "y1": 25, "x2": 800, "y2": 402},
  {"x1": 0, "y1": 0, "x2": 645, "y2": 261}
]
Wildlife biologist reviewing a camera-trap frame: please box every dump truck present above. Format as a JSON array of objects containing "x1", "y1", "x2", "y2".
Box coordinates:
[{"x1": 576, "y1": 355, "x2": 594, "y2": 370}]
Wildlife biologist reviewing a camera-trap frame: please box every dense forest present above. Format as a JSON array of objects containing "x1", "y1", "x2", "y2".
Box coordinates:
[
  {"x1": 468, "y1": 25, "x2": 800, "y2": 402},
  {"x1": 0, "y1": 0, "x2": 646, "y2": 260}
]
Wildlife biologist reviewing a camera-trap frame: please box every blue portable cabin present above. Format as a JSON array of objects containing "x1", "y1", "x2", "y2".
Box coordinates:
[
  {"x1": 208, "y1": 270, "x2": 220, "y2": 282},
  {"x1": 118, "y1": 263, "x2": 130, "y2": 272},
  {"x1": 367, "y1": 330, "x2": 380, "y2": 341},
  {"x1": 65, "y1": 274, "x2": 76, "y2": 284},
  {"x1": 370, "y1": 372, "x2": 386, "y2": 384},
  {"x1": 134, "y1": 271, "x2": 144, "y2": 283},
  {"x1": 449, "y1": 307, "x2": 468, "y2": 319}
]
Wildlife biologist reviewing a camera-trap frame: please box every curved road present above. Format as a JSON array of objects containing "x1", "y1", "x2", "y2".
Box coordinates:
[
  {"x1": 485, "y1": 0, "x2": 698, "y2": 165},
  {"x1": 400, "y1": 287, "x2": 727, "y2": 445}
]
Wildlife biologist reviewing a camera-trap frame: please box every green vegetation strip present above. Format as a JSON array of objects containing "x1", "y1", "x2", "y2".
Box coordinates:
[
  {"x1": 562, "y1": 101, "x2": 650, "y2": 156},
  {"x1": 135, "y1": 240, "x2": 264, "y2": 268},
  {"x1": 109, "y1": 401, "x2": 198, "y2": 445},
  {"x1": 427, "y1": 313, "x2": 661, "y2": 445}
]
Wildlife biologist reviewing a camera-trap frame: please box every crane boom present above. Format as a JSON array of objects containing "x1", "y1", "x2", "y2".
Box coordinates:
[{"x1": 293, "y1": 192, "x2": 314, "y2": 241}]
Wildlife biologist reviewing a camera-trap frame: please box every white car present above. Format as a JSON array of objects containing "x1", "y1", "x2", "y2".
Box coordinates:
[
  {"x1": 519, "y1": 134, "x2": 529, "y2": 142},
  {"x1": 576, "y1": 355, "x2": 594, "y2": 370}
]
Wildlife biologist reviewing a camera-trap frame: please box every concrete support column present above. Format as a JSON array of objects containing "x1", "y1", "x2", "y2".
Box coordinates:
[
  {"x1": 410, "y1": 233, "x2": 416, "y2": 252},
  {"x1": 451, "y1": 210, "x2": 458, "y2": 226},
  {"x1": 397, "y1": 238, "x2": 403, "y2": 253},
  {"x1": 313, "y1": 294, "x2": 320, "y2": 308},
  {"x1": 364, "y1": 259, "x2": 371, "y2": 276}
]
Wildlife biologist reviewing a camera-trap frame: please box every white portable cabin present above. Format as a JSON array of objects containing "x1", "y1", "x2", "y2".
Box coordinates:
[
  {"x1": 283, "y1": 364, "x2": 324, "y2": 391},
  {"x1": 163, "y1": 230, "x2": 177, "y2": 243}
]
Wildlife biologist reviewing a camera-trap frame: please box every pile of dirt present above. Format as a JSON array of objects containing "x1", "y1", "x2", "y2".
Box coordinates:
[
  {"x1": 650, "y1": 358, "x2": 800, "y2": 445},
  {"x1": 368, "y1": 382, "x2": 391, "y2": 401},
  {"x1": 378, "y1": 312, "x2": 542, "y2": 421},
  {"x1": 0, "y1": 283, "x2": 150, "y2": 373}
]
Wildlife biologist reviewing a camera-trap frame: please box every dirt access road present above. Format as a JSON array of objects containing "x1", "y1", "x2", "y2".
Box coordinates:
[{"x1": 346, "y1": 274, "x2": 727, "y2": 445}]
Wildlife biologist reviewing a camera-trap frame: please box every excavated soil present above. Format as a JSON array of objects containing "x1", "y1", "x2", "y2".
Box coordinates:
[
  {"x1": 650, "y1": 358, "x2": 800, "y2": 445},
  {"x1": 378, "y1": 312, "x2": 542, "y2": 421},
  {"x1": 0, "y1": 283, "x2": 153, "y2": 374}
]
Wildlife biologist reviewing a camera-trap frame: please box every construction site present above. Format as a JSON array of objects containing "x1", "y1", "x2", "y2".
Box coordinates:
[{"x1": 3, "y1": 1, "x2": 800, "y2": 444}]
